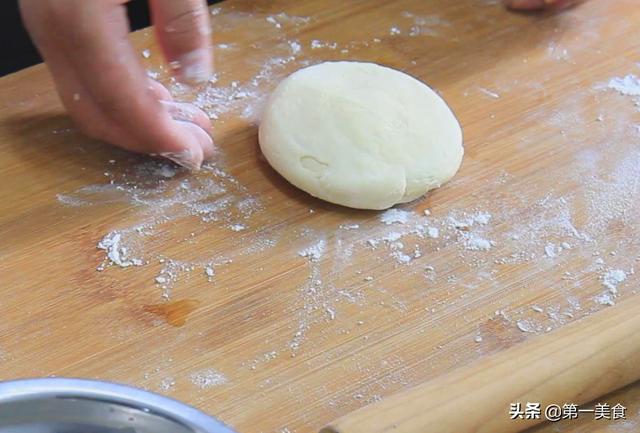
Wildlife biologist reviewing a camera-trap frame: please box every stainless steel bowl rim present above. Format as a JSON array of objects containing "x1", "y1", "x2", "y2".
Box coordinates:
[{"x1": 0, "y1": 378, "x2": 235, "y2": 433}]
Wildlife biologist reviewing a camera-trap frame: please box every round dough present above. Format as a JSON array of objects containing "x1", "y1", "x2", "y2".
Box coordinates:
[{"x1": 258, "y1": 61, "x2": 463, "y2": 210}]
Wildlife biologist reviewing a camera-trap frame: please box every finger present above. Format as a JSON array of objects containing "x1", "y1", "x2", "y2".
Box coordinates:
[
  {"x1": 161, "y1": 101, "x2": 212, "y2": 133},
  {"x1": 161, "y1": 121, "x2": 216, "y2": 168},
  {"x1": 38, "y1": 0, "x2": 212, "y2": 168},
  {"x1": 149, "y1": 0, "x2": 213, "y2": 84},
  {"x1": 147, "y1": 78, "x2": 173, "y2": 101},
  {"x1": 19, "y1": 0, "x2": 134, "y2": 147}
]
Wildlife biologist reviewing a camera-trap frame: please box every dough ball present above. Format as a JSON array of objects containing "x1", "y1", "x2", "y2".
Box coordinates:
[{"x1": 259, "y1": 61, "x2": 463, "y2": 210}]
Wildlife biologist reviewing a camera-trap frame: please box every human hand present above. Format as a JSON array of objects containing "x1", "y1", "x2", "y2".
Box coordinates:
[
  {"x1": 19, "y1": 0, "x2": 215, "y2": 170},
  {"x1": 505, "y1": 0, "x2": 585, "y2": 10}
]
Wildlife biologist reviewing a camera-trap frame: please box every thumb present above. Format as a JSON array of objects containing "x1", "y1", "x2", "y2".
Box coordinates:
[{"x1": 150, "y1": 0, "x2": 213, "y2": 84}]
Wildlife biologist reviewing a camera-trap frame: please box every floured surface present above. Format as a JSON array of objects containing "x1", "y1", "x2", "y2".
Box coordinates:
[{"x1": 1, "y1": 1, "x2": 640, "y2": 433}]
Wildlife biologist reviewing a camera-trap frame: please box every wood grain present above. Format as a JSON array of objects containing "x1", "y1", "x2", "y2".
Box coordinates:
[
  {"x1": 1, "y1": 1, "x2": 639, "y2": 433},
  {"x1": 323, "y1": 293, "x2": 640, "y2": 433}
]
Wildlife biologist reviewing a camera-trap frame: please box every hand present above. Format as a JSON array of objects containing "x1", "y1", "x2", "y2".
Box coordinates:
[
  {"x1": 19, "y1": 0, "x2": 215, "y2": 170},
  {"x1": 505, "y1": 0, "x2": 584, "y2": 10}
]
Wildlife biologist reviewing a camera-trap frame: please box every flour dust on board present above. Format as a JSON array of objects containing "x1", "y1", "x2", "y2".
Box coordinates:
[{"x1": 52, "y1": 3, "x2": 640, "y2": 413}]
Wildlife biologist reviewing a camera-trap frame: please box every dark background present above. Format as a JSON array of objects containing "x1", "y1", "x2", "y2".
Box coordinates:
[{"x1": 1, "y1": 0, "x2": 221, "y2": 77}]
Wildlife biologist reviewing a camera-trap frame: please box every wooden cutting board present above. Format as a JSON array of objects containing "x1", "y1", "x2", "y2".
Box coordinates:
[{"x1": 1, "y1": 1, "x2": 639, "y2": 432}]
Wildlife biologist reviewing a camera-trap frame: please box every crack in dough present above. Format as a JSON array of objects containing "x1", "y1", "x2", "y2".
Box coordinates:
[{"x1": 300, "y1": 155, "x2": 329, "y2": 177}]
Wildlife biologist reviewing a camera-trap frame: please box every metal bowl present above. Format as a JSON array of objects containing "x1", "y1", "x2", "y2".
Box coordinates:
[{"x1": 0, "y1": 378, "x2": 236, "y2": 433}]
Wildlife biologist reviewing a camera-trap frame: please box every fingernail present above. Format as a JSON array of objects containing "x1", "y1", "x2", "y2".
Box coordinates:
[
  {"x1": 201, "y1": 135, "x2": 216, "y2": 161},
  {"x1": 189, "y1": 124, "x2": 216, "y2": 160},
  {"x1": 176, "y1": 48, "x2": 212, "y2": 84},
  {"x1": 158, "y1": 123, "x2": 206, "y2": 171},
  {"x1": 167, "y1": 120, "x2": 215, "y2": 169},
  {"x1": 160, "y1": 148, "x2": 202, "y2": 171}
]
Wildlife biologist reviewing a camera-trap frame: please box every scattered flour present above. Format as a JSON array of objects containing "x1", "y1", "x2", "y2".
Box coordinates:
[
  {"x1": 447, "y1": 211, "x2": 492, "y2": 229},
  {"x1": 340, "y1": 224, "x2": 360, "y2": 230},
  {"x1": 397, "y1": 11, "x2": 450, "y2": 37},
  {"x1": 544, "y1": 243, "x2": 558, "y2": 258},
  {"x1": 473, "y1": 212, "x2": 492, "y2": 225},
  {"x1": 159, "y1": 376, "x2": 176, "y2": 392},
  {"x1": 479, "y1": 87, "x2": 500, "y2": 99},
  {"x1": 265, "y1": 15, "x2": 282, "y2": 29},
  {"x1": 391, "y1": 250, "x2": 413, "y2": 265},
  {"x1": 310, "y1": 40, "x2": 338, "y2": 50},
  {"x1": 583, "y1": 152, "x2": 640, "y2": 234},
  {"x1": 190, "y1": 369, "x2": 228, "y2": 389},
  {"x1": 607, "y1": 74, "x2": 640, "y2": 96},
  {"x1": 602, "y1": 269, "x2": 627, "y2": 293},
  {"x1": 427, "y1": 227, "x2": 439, "y2": 239},
  {"x1": 97, "y1": 231, "x2": 144, "y2": 268},
  {"x1": 516, "y1": 319, "x2": 537, "y2": 333},
  {"x1": 59, "y1": 159, "x2": 264, "y2": 295},
  {"x1": 594, "y1": 292, "x2": 616, "y2": 307},
  {"x1": 289, "y1": 40, "x2": 302, "y2": 54},
  {"x1": 299, "y1": 239, "x2": 327, "y2": 262},
  {"x1": 380, "y1": 209, "x2": 411, "y2": 225},
  {"x1": 367, "y1": 232, "x2": 404, "y2": 248},
  {"x1": 546, "y1": 42, "x2": 570, "y2": 61},
  {"x1": 464, "y1": 235, "x2": 493, "y2": 251}
]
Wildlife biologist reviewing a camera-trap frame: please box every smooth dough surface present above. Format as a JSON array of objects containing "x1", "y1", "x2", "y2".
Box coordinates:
[{"x1": 259, "y1": 61, "x2": 463, "y2": 210}]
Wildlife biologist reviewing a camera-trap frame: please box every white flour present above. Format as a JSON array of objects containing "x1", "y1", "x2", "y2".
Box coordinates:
[
  {"x1": 298, "y1": 239, "x2": 326, "y2": 262},
  {"x1": 546, "y1": 42, "x2": 571, "y2": 61},
  {"x1": 190, "y1": 368, "x2": 228, "y2": 389},
  {"x1": 159, "y1": 376, "x2": 176, "y2": 392},
  {"x1": 426, "y1": 227, "x2": 439, "y2": 239},
  {"x1": 97, "y1": 231, "x2": 144, "y2": 269},
  {"x1": 479, "y1": 87, "x2": 500, "y2": 99},
  {"x1": 398, "y1": 11, "x2": 450, "y2": 37},
  {"x1": 607, "y1": 74, "x2": 640, "y2": 96},
  {"x1": 516, "y1": 319, "x2": 537, "y2": 333},
  {"x1": 380, "y1": 209, "x2": 412, "y2": 225},
  {"x1": 464, "y1": 235, "x2": 493, "y2": 251},
  {"x1": 544, "y1": 243, "x2": 559, "y2": 258},
  {"x1": 594, "y1": 292, "x2": 616, "y2": 307},
  {"x1": 602, "y1": 269, "x2": 627, "y2": 293}
]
